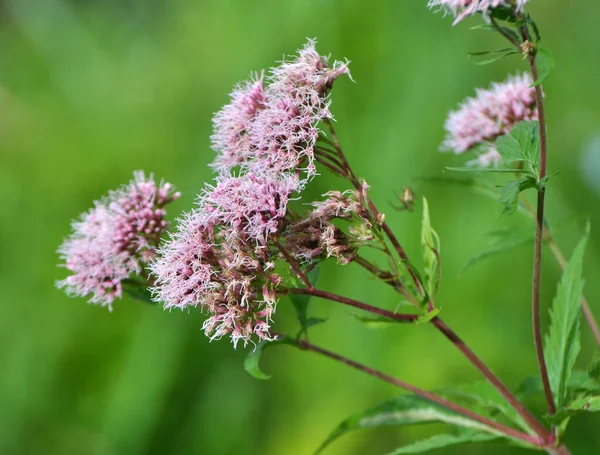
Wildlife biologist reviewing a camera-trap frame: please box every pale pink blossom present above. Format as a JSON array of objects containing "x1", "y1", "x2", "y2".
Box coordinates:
[
  {"x1": 210, "y1": 39, "x2": 349, "y2": 181},
  {"x1": 210, "y1": 75, "x2": 268, "y2": 171},
  {"x1": 428, "y1": 0, "x2": 529, "y2": 25},
  {"x1": 150, "y1": 208, "x2": 281, "y2": 348},
  {"x1": 441, "y1": 73, "x2": 538, "y2": 163},
  {"x1": 57, "y1": 172, "x2": 178, "y2": 308},
  {"x1": 201, "y1": 172, "x2": 300, "y2": 245}
]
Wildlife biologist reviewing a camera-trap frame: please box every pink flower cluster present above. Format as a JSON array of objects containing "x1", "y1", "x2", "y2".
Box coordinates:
[
  {"x1": 152, "y1": 40, "x2": 349, "y2": 347},
  {"x1": 428, "y1": 0, "x2": 529, "y2": 25},
  {"x1": 57, "y1": 172, "x2": 179, "y2": 308},
  {"x1": 441, "y1": 73, "x2": 538, "y2": 166},
  {"x1": 211, "y1": 39, "x2": 349, "y2": 181},
  {"x1": 150, "y1": 211, "x2": 281, "y2": 348},
  {"x1": 284, "y1": 190, "x2": 369, "y2": 265}
]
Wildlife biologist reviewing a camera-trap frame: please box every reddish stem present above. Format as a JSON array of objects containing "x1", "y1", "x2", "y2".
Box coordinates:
[
  {"x1": 285, "y1": 287, "x2": 418, "y2": 322},
  {"x1": 276, "y1": 332, "x2": 545, "y2": 447}
]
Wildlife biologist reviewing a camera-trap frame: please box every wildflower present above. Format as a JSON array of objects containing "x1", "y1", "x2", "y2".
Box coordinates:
[
  {"x1": 210, "y1": 39, "x2": 349, "y2": 181},
  {"x1": 210, "y1": 76, "x2": 268, "y2": 171},
  {"x1": 283, "y1": 190, "x2": 367, "y2": 265},
  {"x1": 201, "y1": 171, "x2": 300, "y2": 245},
  {"x1": 57, "y1": 172, "x2": 179, "y2": 308},
  {"x1": 154, "y1": 40, "x2": 350, "y2": 347},
  {"x1": 428, "y1": 0, "x2": 529, "y2": 25},
  {"x1": 150, "y1": 210, "x2": 281, "y2": 348},
  {"x1": 441, "y1": 73, "x2": 538, "y2": 163}
]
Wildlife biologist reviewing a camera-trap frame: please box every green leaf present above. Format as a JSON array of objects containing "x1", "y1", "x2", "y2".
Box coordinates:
[
  {"x1": 489, "y1": 6, "x2": 518, "y2": 22},
  {"x1": 470, "y1": 23, "x2": 521, "y2": 44},
  {"x1": 498, "y1": 177, "x2": 537, "y2": 216},
  {"x1": 469, "y1": 24, "x2": 494, "y2": 31},
  {"x1": 531, "y1": 49, "x2": 555, "y2": 86},
  {"x1": 289, "y1": 266, "x2": 320, "y2": 337},
  {"x1": 565, "y1": 394, "x2": 600, "y2": 413},
  {"x1": 462, "y1": 227, "x2": 534, "y2": 273},
  {"x1": 494, "y1": 120, "x2": 540, "y2": 172},
  {"x1": 549, "y1": 393, "x2": 600, "y2": 424},
  {"x1": 315, "y1": 395, "x2": 507, "y2": 454},
  {"x1": 446, "y1": 167, "x2": 529, "y2": 174},
  {"x1": 416, "y1": 307, "x2": 441, "y2": 324},
  {"x1": 588, "y1": 350, "x2": 600, "y2": 383},
  {"x1": 517, "y1": 370, "x2": 600, "y2": 398},
  {"x1": 436, "y1": 382, "x2": 527, "y2": 432},
  {"x1": 527, "y1": 18, "x2": 542, "y2": 43},
  {"x1": 468, "y1": 48, "x2": 520, "y2": 65},
  {"x1": 421, "y1": 197, "x2": 441, "y2": 305},
  {"x1": 122, "y1": 278, "x2": 154, "y2": 304},
  {"x1": 386, "y1": 432, "x2": 498, "y2": 455},
  {"x1": 544, "y1": 226, "x2": 590, "y2": 409},
  {"x1": 353, "y1": 313, "x2": 409, "y2": 328},
  {"x1": 244, "y1": 336, "x2": 294, "y2": 380}
]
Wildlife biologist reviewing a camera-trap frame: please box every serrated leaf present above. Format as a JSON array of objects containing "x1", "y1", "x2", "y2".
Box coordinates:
[
  {"x1": 289, "y1": 266, "x2": 320, "y2": 337},
  {"x1": 462, "y1": 227, "x2": 534, "y2": 273},
  {"x1": 589, "y1": 350, "x2": 600, "y2": 383},
  {"x1": 549, "y1": 394, "x2": 600, "y2": 424},
  {"x1": 244, "y1": 336, "x2": 294, "y2": 380},
  {"x1": 532, "y1": 49, "x2": 555, "y2": 87},
  {"x1": 436, "y1": 382, "x2": 527, "y2": 432},
  {"x1": 315, "y1": 395, "x2": 506, "y2": 454},
  {"x1": 122, "y1": 279, "x2": 154, "y2": 304},
  {"x1": 421, "y1": 197, "x2": 441, "y2": 305},
  {"x1": 386, "y1": 432, "x2": 498, "y2": 455},
  {"x1": 498, "y1": 177, "x2": 537, "y2": 215},
  {"x1": 544, "y1": 226, "x2": 589, "y2": 409},
  {"x1": 495, "y1": 121, "x2": 540, "y2": 172},
  {"x1": 517, "y1": 370, "x2": 600, "y2": 398}
]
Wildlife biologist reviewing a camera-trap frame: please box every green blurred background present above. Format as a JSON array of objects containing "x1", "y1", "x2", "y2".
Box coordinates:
[{"x1": 1, "y1": 0, "x2": 599, "y2": 454}]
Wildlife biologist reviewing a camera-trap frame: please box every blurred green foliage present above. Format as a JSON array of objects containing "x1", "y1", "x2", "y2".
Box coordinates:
[{"x1": 1, "y1": 1, "x2": 600, "y2": 454}]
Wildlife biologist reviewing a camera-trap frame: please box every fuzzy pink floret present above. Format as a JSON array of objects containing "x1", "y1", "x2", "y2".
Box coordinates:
[
  {"x1": 441, "y1": 73, "x2": 538, "y2": 163},
  {"x1": 57, "y1": 172, "x2": 179, "y2": 308},
  {"x1": 150, "y1": 209, "x2": 280, "y2": 348},
  {"x1": 211, "y1": 76, "x2": 268, "y2": 170},
  {"x1": 202, "y1": 172, "x2": 300, "y2": 245},
  {"x1": 428, "y1": 0, "x2": 529, "y2": 25},
  {"x1": 210, "y1": 39, "x2": 349, "y2": 181}
]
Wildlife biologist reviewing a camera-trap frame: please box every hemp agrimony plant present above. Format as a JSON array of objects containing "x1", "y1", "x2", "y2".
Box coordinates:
[{"x1": 57, "y1": 2, "x2": 600, "y2": 454}]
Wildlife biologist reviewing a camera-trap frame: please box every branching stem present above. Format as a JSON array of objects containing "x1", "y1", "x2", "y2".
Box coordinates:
[
  {"x1": 274, "y1": 332, "x2": 546, "y2": 447},
  {"x1": 517, "y1": 22, "x2": 557, "y2": 417}
]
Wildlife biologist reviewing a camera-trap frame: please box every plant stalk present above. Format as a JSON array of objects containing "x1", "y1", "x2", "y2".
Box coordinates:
[
  {"x1": 520, "y1": 23, "x2": 557, "y2": 416},
  {"x1": 277, "y1": 332, "x2": 546, "y2": 447},
  {"x1": 321, "y1": 120, "x2": 553, "y2": 442},
  {"x1": 285, "y1": 287, "x2": 418, "y2": 322},
  {"x1": 287, "y1": 286, "x2": 553, "y2": 440},
  {"x1": 519, "y1": 194, "x2": 600, "y2": 347}
]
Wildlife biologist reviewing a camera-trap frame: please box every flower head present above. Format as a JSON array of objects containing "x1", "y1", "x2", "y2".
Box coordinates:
[
  {"x1": 211, "y1": 76, "x2": 268, "y2": 171},
  {"x1": 428, "y1": 0, "x2": 529, "y2": 25},
  {"x1": 154, "y1": 40, "x2": 350, "y2": 347},
  {"x1": 150, "y1": 209, "x2": 281, "y2": 348},
  {"x1": 441, "y1": 73, "x2": 538, "y2": 162},
  {"x1": 57, "y1": 172, "x2": 179, "y2": 308},
  {"x1": 201, "y1": 171, "x2": 300, "y2": 245},
  {"x1": 210, "y1": 39, "x2": 349, "y2": 182}
]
